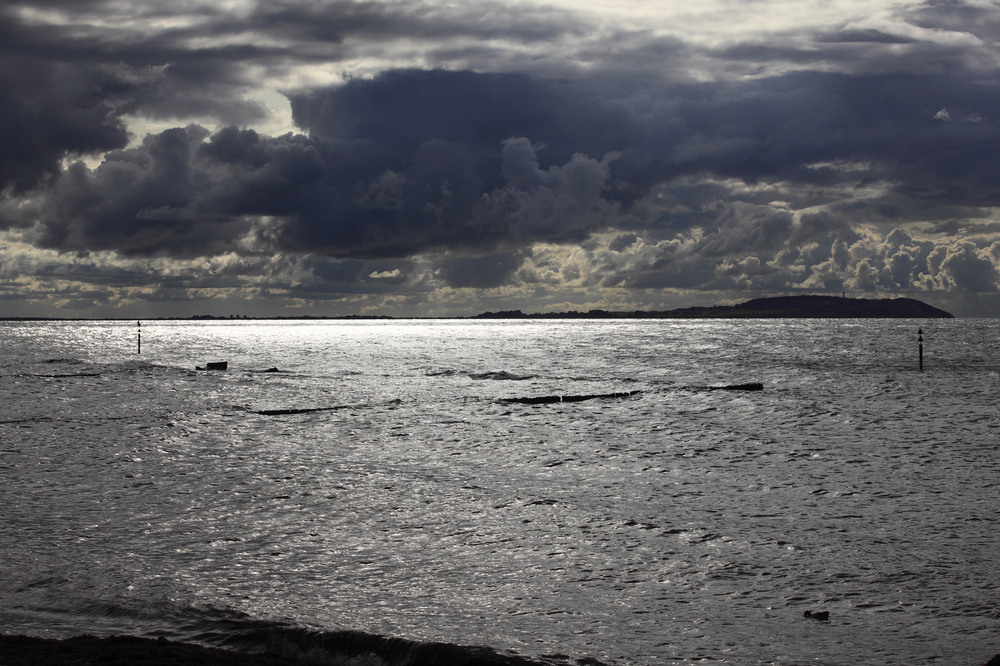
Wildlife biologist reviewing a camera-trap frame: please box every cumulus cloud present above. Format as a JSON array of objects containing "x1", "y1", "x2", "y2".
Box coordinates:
[
  {"x1": 536, "y1": 224, "x2": 1000, "y2": 303},
  {"x1": 476, "y1": 138, "x2": 618, "y2": 241},
  {"x1": 14, "y1": 126, "x2": 253, "y2": 257}
]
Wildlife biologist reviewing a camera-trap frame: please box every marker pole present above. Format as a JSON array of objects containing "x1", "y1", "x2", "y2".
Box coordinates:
[
  {"x1": 917, "y1": 328, "x2": 923, "y2": 371},
  {"x1": 138, "y1": 320, "x2": 141, "y2": 354}
]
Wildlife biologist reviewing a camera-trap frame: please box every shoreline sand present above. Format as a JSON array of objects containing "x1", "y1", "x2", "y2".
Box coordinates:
[
  {"x1": 0, "y1": 635, "x2": 298, "y2": 666},
  {"x1": 1, "y1": 635, "x2": 997, "y2": 666},
  {"x1": 0, "y1": 634, "x2": 573, "y2": 666}
]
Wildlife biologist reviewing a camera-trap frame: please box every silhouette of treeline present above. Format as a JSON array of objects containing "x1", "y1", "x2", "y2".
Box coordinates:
[{"x1": 475, "y1": 296, "x2": 953, "y2": 319}]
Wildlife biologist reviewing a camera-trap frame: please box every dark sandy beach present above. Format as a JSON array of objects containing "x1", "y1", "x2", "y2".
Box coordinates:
[
  {"x1": 0, "y1": 634, "x2": 573, "y2": 666},
  {"x1": 0, "y1": 635, "x2": 300, "y2": 666},
  {"x1": 1, "y1": 635, "x2": 997, "y2": 665}
]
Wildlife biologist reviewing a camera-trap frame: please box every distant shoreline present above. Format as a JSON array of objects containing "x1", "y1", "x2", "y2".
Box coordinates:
[
  {"x1": 474, "y1": 295, "x2": 954, "y2": 319},
  {"x1": 0, "y1": 295, "x2": 954, "y2": 320}
]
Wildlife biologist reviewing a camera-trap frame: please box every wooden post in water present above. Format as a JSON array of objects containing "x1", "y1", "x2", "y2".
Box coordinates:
[
  {"x1": 137, "y1": 320, "x2": 141, "y2": 354},
  {"x1": 918, "y1": 327, "x2": 923, "y2": 371}
]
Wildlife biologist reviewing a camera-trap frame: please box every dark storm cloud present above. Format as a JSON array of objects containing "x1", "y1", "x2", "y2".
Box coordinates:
[
  {"x1": 0, "y1": 0, "x2": 588, "y2": 173},
  {"x1": 10, "y1": 69, "x2": 624, "y2": 257},
  {"x1": 906, "y1": 0, "x2": 1000, "y2": 43},
  {"x1": 692, "y1": 205, "x2": 795, "y2": 258},
  {"x1": 302, "y1": 255, "x2": 415, "y2": 290},
  {"x1": 21, "y1": 125, "x2": 254, "y2": 257},
  {"x1": 240, "y1": 0, "x2": 584, "y2": 46},
  {"x1": 282, "y1": 66, "x2": 1000, "y2": 246},
  {"x1": 437, "y1": 251, "x2": 525, "y2": 289},
  {"x1": 0, "y1": 58, "x2": 130, "y2": 193},
  {"x1": 609, "y1": 233, "x2": 639, "y2": 253},
  {"x1": 65, "y1": 11, "x2": 283, "y2": 123},
  {"x1": 814, "y1": 29, "x2": 916, "y2": 44},
  {"x1": 288, "y1": 69, "x2": 633, "y2": 170},
  {"x1": 9, "y1": 64, "x2": 1000, "y2": 265},
  {"x1": 0, "y1": 1, "x2": 274, "y2": 193}
]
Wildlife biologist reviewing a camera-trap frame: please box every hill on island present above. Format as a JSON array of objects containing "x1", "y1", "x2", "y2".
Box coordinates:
[{"x1": 476, "y1": 295, "x2": 954, "y2": 319}]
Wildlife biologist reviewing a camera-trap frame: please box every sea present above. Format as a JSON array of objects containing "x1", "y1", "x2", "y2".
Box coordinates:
[{"x1": 0, "y1": 318, "x2": 997, "y2": 666}]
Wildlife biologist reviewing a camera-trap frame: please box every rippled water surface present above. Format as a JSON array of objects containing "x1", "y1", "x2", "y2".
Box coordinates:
[{"x1": 1, "y1": 319, "x2": 998, "y2": 665}]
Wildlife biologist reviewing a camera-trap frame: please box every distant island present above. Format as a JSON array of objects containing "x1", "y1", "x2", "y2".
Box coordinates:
[
  {"x1": 475, "y1": 296, "x2": 954, "y2": 319},
  {"x1": 0, "y1": 295, "x2": 954, "y2": 321}
]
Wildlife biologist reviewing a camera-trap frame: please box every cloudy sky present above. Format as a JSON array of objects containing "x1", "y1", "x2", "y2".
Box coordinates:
[{"x1": 1, "y1": 0, "x2": 1000, "y2": 317}]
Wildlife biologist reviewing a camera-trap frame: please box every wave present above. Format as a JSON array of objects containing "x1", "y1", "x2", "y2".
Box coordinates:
[
  {"x1": 30, "y1": 372, "x2": 102, "y2": 378},
  {"x1": 0, "y1": 416, "x2": 54, "y2": 426},
  {"x1": 1, "y1": 359, "x2": 217, "y2": 382},
  {"x1": 425, "y1": 369, "x2": 458, "y2": 377},
  {"x1": 468, "y1": 371, "x2": 537, "y2": 381},
  {"x1": 690, "y1": 382, "x2": 764, "y2": 392},
  {"x1": 247, "y1": 398, "x2": 402, "y2": 417},
  {"x1": 500, "y1": 391, "x2": 641, "y2": 405},
  {"x1": 427, "y1": 369, "x2": 537, "y2": 381},
  {"x1": 253, "y1": 406, "x2": 346, "y2": 416}
]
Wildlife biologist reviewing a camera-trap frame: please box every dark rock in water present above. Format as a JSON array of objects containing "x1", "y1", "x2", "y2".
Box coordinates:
[
  {"x1": 500, "y1": 391, "x2": 641, "y2": 405},
  {"x1": 706, "y1": 382, "x2": 763, "y2": 391},
  {"x1": 263, "y1": 367, "x2": 280, "y2": 373},
  {"x1": 255, "y1": 406, "x2": 342, "y2": 416},
  {"x1": 985, "y1": 655, "x2": 1000, "y2": 666},
  {"x1": 196, "y1": 361, "x2": 228, "y2": 371},
  {"x1": 803, "y1": 610, "x2": 830, "y2": 621}
]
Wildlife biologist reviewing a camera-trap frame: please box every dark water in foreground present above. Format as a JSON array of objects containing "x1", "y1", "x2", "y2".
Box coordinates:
[{"x1": 1, "y1": 319, "x2": 998, "y2": 665}]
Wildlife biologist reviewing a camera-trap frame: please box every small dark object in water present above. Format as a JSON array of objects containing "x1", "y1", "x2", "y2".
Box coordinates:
[
  {"x1": 255, "y1": 406, "x2": 341, "y2": 416},
  {"x1": 500, "y1": 390, "x2": 641, "y2": 405},
  {"x1": 804, "y1": 610, "x2": 829, "y2": 621},
  {"x1": 263, "y1": 367, "x2": 280, "y2": 373},
  {"x1": 707, "y1": 382, "x2": 763, "y2": 391},
  {"x1": 196, "y1": 361, "x2": 228, "y2": 371}
]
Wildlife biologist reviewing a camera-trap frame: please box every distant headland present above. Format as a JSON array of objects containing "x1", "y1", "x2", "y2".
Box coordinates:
[
  {"x1": 475, "y1": 296, "x2": 954, "y2": 319},
  {"x1": 0, "y1": 295, "x2": 954, "y2": 320}
]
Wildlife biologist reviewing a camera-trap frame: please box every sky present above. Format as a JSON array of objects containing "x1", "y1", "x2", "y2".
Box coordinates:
[{"x1": 2, "y1": 0, "x2": 1000, "y2": 317}]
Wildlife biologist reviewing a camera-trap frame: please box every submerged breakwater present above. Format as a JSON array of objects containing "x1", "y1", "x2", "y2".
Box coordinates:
[{"x1": 1, "y1": 319, "x2": 998, "y2": 665}]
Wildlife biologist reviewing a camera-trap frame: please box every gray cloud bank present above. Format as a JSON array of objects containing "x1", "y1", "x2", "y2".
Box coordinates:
[{"x1": 2, "y1": 0, "x2": 1000, "y2": 315}]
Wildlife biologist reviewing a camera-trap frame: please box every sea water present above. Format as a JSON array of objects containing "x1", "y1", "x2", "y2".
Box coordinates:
[{"x1": 0, "y1": 318, "x2": 997, "y2": 665}]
